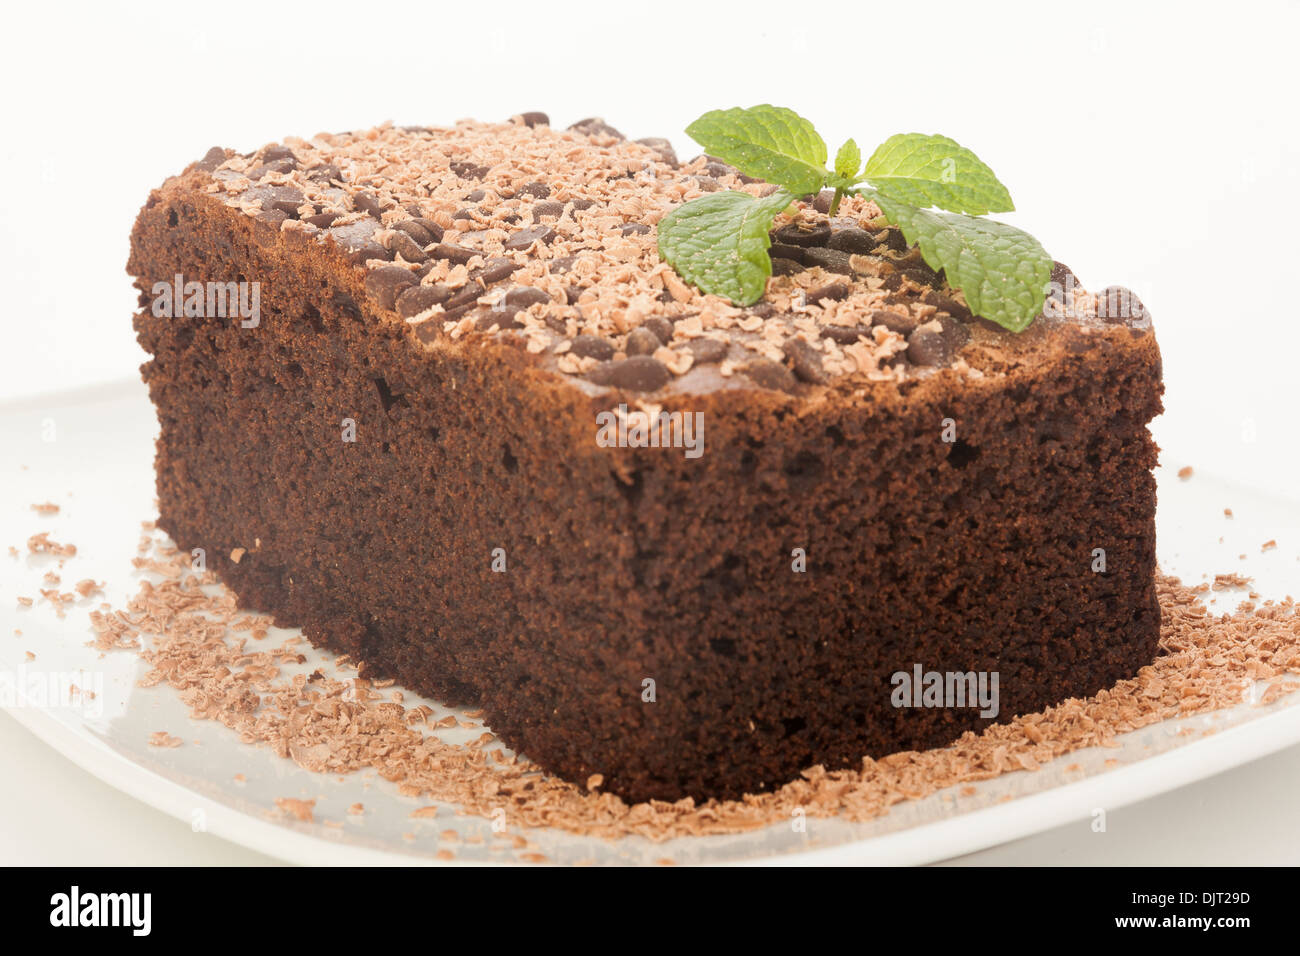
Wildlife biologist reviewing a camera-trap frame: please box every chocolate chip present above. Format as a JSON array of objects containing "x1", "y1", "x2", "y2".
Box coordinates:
[
  {"x1": 812, "y1": 189, "x2": 836, "y2": 215},
  {"x1": 1096, "y1": 285, "x2": 1149, "y2": 324},
  {"x1": 519, "y1": 111, "x2": 549, "y2": 128},
  {"x1": 1051, "y1": 260, "x2": 1080, "y2": 289},
  {"x1": 518, "y1": 181, "x2": 550, "y2": 199},
  {"x1": 704, "y1": 161, "x2": 738, "y2": 180},
  {"x1": 1038, "y1": 263, "x2": 1076, "y2": 320},
  {"x1": 827, "y1": 227, "x2": 877, "y2": 255},
  {"x1": 768, "y1": 243, "x2": 806, "y2": 264},
  {"x1": 353, "y1": 191, "x2": 385, "y2": 219},
  {"x1": 306, "y1": 212, "x2": 339, "y2": 228},
  {"x1": 532, "y1": 200, "x2": 565, "y2": 219},
  {"x1": 364, "y1": 266, "x2": 418, "y2": 310},
  {"x1": 452, "y1": 209, "x2": 479, "y2": 222},
  {"x1": 625, "y1": 327, "x2": 662, "y2": 356},
  {"x1": 429, "y1": 243, "x2": 478, "y2": 264},
  {"x1": 906, "y1": 325, "x2": 950, "y2": 366},
  {"x1": 569, "y1": 117, "x2": 625, "y2": 140},
  {"x1": 411, "y1": 217, "x2": 445, "y2": 242},
  {"x1": 872, "y1": 310, "x2": 920, "y2": 335},
  {"x1": 938, "y1": 313, "x2": 970, "y2": 349},
  {"x1": 476, "y1": 257, "x2": 520, "y2": 284},
  {"x1": 504, "y1": 286, "x2": 551, "y2": 308},
  {"x1": 643, "y1": 316, "x2": 674, "y2": 345},
  {"x1": 263, "y1": 185, "x2": 304, "y2": 216},
  {"x1": 394, "y1": 220, "x2": 436, "y2": 246},
  {"x1": 749, "y1": 303, "x2": 775, "y2": 318},
  {"x1": 620, "y1": 223, "x2": 652, "y2": 236},
  {"x1": 635, "y1": 137, "x2": 678, "y2": 166},
  {"x1": 700, "y1": 155, "x2": 760, "y2": 184},
  {"x1": 341, "y1": 240, "x2": 391, "y2": 266},
  {"x1": 261, "y1": 144, "x2": 296, "y2": 164},
  {"x1": 396, "y1": 284, "x2": 453, "y2": 319},
  {"x1": 476, "y1": 310, "x2": 523, "y2": 332},
  {"x1": 569, "y1": 198, "x2": 597, "y2": 211},
  {"x1": 922, "y1": 291, "x2": 971, "y2": 322},
  {"x1": 771, "y1": 258, "x2": 805, "y2": 277},
  {"x1": 503, "y1": 225, "x2": 555, "y2": 251},
  {"x1": 195, "y1": 146, "x2": 227, "y2": 172},
  {"x1": 548, "y1": 256, "x2": 578, "y2": 275},
  {"x1": 741, "y1": 358, "x2": 798, "y2": 393},
  {"x1": 305, "y1": 163, "x2": 341, "y2": 183},
  {"x1": 821, "y1": 325, "x2": 870, "y2": 345},
  {"x1": 389, "y1": 231, "x2": 428, "y2": 262},
  {"x1": 441, "y1": 301, "x2": 478, "y2": 321},
  {"x1": 686, "y1": 338, "x2": 729, "y2": 364},
  {"x1": 773, "y1": 222, "x2": 832, "y2": 248},
  {"x1": 803, "y1": 248, "x2": 853, "y2": 275},
  {"x1": 433, "y1": 287, "x2": 477, "y2": 315},
  {"x1": 257, "y1": 207, "x2": 289, "y2": 226},
  {"x1": 902, "y1": 265, "x2": 943, "y2": 288},
  {"x1": 464, "y1": 189, "x2": 486, "y2": 203},
  {"x1": 807, "y1": 281, "x2": 850, "y2": 303},
  {"x1": 587, "y1": 356, "x2": 670, "y2": 391},
  {"x1": 906, "y1": 316, "x2": 969, "y2": 367},
  {"x1": 571, "y1": 334, "x2": 615, "y2": 361},
  {"x1": 691, "y1": 175, "x2": 721, "y2": 192},
  {"x1": 877, "y1": 228, "x2": 908, "y2": 253},
  {"x1": 783, "y1": 338, "x2": 828, "y2": 384},
  {"x1": 450, "y1": 161, "x2": 490, "y2": 181},
  {"x1": 247, "y1": 161, "x2": 292, "y2": 180},
  {"x1": 564, "y1": 286, "x2": 581, "y2": 305}
]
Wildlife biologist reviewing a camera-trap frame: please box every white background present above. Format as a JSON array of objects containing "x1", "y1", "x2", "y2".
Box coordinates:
[{"x1": 2, "y1": 0, "x2": 1299, "y2": 864}]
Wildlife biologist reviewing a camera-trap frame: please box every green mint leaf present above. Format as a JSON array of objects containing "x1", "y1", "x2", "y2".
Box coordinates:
[
  {"x1": 868, "y1": 191, "x2": 1051, "y2": 332},
  {"x1": 834, "y1": 138, "x2": 861, "y2": 180},
  {"x1": 686, "y1": 106, "x2": 828, "y2": 195},
  {"x1": 863, "y1": 133, "x2": 1015, "y2": 216},
  {"x1": 657, "y1": 189, "x2": 794, "y2": 306}
]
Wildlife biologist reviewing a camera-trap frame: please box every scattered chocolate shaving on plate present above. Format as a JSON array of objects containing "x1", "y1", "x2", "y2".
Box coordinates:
[
  {"x1": 82, "y1": 532, "x2": 1300, "y2": 845},
  {"x1": 274, "y1": 797, "x2": 316, "y2": 823},
  {"x1": 26, "y1": 532, "x2": 76, "y2": 556}
]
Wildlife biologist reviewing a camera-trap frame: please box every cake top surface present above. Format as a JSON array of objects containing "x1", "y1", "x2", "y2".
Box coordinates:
[{"x1": 193, "y1": 115, "x2": 1152, "y2": 396}]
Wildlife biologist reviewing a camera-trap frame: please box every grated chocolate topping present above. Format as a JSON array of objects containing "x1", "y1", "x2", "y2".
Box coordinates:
[{"x1": 194, "y1": 114, "x2": 1151, "y2": 395}]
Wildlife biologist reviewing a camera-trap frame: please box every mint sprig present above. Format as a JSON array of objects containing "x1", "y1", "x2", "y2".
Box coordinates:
[
  {"x1": 686, "y1": 106, "x2": 828, "y2": 195},
  {"x1": 833, "y1": 138, "x2": 861, "y2": 180},
  {"x1": 861, "y1": 134, "x2": 1014, "y2": 216},
  {"x1": 656, "y1": 105, "x2": 1053, "y2": 331},
  {"x1": 868, "y1": 191, "x2": 1051, "y2": 333},
  {"x1": 657, "y1": 188, "x2": 796, "y2": 306}
]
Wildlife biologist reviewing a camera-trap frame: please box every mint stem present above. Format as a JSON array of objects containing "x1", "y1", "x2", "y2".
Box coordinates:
[{"x1": 829, "y1": 187, "x2": 844, "y2": 217}]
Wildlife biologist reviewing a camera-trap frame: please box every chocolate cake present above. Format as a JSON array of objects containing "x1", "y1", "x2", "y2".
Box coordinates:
[{"x1": 127, "y1": 114, "x2": 1163, "y2": 803}]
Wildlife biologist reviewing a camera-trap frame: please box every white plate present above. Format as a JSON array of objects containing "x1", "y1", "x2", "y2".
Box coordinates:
[{"x1": 2, "y1": 380, "x2": 1298, "y2": 865}]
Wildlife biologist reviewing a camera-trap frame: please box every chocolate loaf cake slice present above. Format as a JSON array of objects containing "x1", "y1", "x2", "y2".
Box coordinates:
[{"x1": 128, "y1": 115, "x2": 1163, "y2": 803}]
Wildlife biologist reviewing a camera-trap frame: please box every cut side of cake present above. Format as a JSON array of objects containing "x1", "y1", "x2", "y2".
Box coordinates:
[{"x1": 128, "y1": 114, "x2": 1163, "y2": 803}]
